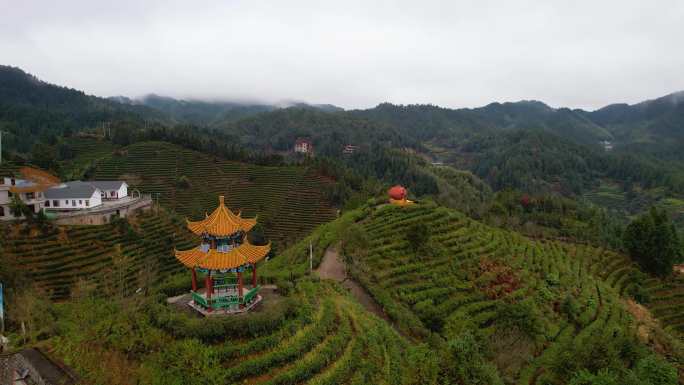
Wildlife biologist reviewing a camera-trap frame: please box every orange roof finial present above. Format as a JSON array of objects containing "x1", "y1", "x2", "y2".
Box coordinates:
[{"x1": 219, "y1": 195, "x2": 225, "y2": 205}]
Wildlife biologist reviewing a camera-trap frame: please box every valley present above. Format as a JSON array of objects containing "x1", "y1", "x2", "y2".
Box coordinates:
[{"x1": 0, "y1": 64, "x2": 683, "y2": 384}]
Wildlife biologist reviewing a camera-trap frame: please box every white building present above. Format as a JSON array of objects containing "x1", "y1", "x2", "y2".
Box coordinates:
[
  {"x1": 91, "y1": 181, "x2": 128, "y2": 200},
  {"x1": 0, "y1": 177, "x2": 46, "y2": 219},
  {"x1": 294, "y1": 138, "x2": 313, "y2": 154},
  {"x1": 44, "y1": 181, "x2": 103, "y2": 210}
]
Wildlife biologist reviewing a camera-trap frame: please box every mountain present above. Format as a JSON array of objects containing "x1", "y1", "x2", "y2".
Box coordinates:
[
  {"x1": 131, "y1": 94, "x2": 276, "y2": 125},
  {"x1": 351, "y1": 102, "x2": 495, "y2": 141},
  {"x1": 472, "y1": 100, "x2": 613, "y2": 144},
  {"x1": 589, "y1": 91, "x2": 684, "y2": 146},
  {"x1": 117, "y1": 94, "x2": 345, "y2": 126},
  {"x1": 353, "y1": 100, "x2": 612, "y2": 146},
  {"x1": 216, "y1": 107, "x2": 412, "y2": 155},
  {"x1": 0, "y1": 65, "x2": 163, "y2": 152}
]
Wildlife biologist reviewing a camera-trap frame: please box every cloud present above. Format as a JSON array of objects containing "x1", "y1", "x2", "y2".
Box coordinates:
[{"x1": 1, "y1": 0, "x2": 683, "y2": 110}]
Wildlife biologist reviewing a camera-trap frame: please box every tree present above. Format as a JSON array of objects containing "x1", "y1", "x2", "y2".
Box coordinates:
[
  {"x1": 633, "y1": 355, "x2": 678, "y2": 385},
  {"x1": 568, "y1": 369, "x2": 620, "y2": 385},
  {"x1": 31, "y1": 143, "x2": 59, "y2": 171},
  {"x1": 624, "y1": 208, "x2": 682, "y2": 277},
  {"x1": 439, "y1": 331, "x2": 504, "y2": 385},
  {"x1": 9, "y1": 195, "x2": 34, "y2": 220},
  {"x1": 406, "y1": 222, "x2": 429, "y2": 253}
]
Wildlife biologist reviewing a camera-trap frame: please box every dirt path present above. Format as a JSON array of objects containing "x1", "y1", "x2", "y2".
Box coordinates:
[{"x1": 316, "y1": 247, "x2": 392, "y2": 324}]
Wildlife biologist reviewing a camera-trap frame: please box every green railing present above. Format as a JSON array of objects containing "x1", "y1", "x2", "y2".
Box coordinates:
[{"x1": 191, "y1": 285, "x2": 261, "y2": 310}]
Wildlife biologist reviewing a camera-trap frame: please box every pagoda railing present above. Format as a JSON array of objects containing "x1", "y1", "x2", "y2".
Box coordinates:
[{"x1": 191, "y1": 286, "x2": 262, "y2": 310}]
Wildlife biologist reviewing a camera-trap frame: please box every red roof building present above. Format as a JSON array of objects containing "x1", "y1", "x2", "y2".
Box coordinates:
[{"x1": 294, "y1": 138, "x2": 313, "y2": 154}]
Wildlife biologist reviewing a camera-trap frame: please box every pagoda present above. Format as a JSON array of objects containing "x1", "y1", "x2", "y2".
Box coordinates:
[{"x1": 175, "y1": 196, "x2": 270, "y2": 315}]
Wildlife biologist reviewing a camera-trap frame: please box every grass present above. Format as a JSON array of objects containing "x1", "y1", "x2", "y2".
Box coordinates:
[
  {"x1": 45, "y1": 280, "x2": 408, "y2": 385},
  {"x1": 280, "y1": 201, "x2": 684, "y2": 383}
]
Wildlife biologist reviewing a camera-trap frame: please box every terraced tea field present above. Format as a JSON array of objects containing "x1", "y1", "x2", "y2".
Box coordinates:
[
  {"x1": 0, "y1": 210, "x2": 196, "y2": 299},
  {"x1": 59, "y1": 136, "x2": 119, "y2": 179},
  {"x1": 51, "y1": 281, "x2": 408, "y2": 385},
  {"x1": 349, "y1": 203, "x2": 681, "y2": 383},
  {"x1": 91, "y1": 141, "x2": 336, "y2": 245}
]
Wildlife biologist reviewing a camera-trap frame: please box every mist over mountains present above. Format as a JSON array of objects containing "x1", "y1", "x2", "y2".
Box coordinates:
[{"x1": 1, "y1": 64, "x2": 683, "y2": 153}]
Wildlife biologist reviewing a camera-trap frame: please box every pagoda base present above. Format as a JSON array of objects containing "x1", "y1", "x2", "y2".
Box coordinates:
[{"x1": 187, "y1": 294, "x2": 263, "y2": 317}]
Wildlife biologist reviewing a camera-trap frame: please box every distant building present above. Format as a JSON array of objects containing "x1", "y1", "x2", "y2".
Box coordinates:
[
  {"x1": 294, "y1": 138, "x2": 313, "y2": 155},
  {"x1": 342, "y1": 144, "x2": 359, "y2": 155},
  {"x1": 601, "y1": 140, "x2": 613, "y2": 151}
]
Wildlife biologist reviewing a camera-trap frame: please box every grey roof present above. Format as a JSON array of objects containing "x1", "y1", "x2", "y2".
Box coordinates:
[
  {"x1": 89, "y1": 180, "x2": 126, "y2": 190},
  {"x1": 45, "y1": 181, "x2": 99, "y2": 199}
]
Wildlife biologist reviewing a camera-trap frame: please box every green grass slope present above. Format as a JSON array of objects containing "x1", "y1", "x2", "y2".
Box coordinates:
[
  {"x1": 273, "y1": 201, "x2": 683, "y2": 384},
  {"x1": 360, "y1": 203, "x2": 684, "y2": 382},
  {"x1": 44, "y1": 281, "x2": 408, "y2": 385},
  {"x1": 89, "y1": 141, "x2": 337, "y2": 245}
]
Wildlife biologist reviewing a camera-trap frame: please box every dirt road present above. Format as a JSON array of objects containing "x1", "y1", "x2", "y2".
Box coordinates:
[{"x1": 316, "y1": 247, "x2": 391, "y2": 323}]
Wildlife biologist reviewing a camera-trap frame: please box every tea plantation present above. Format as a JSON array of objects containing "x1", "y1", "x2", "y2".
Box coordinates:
[
  {"x1": 0, "y1": 209, "x2": 195, "y2": 299},
  {"x1": 45, "y1": 281, "x2": 409, "y2": 385},
  {"x1": 89, "y1": 141, "x2": 337, "y2": 245},
  {"x1": 303, "y1": 202, "x2": 683, "y2": 383}
]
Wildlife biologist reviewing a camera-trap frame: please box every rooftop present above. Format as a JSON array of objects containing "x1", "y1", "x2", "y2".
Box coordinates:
[
  {"x1": 45, "y1": 181, "x2": 99, "y2": 199},
  {"x1": 175, "y1": 240, "x2": 270, "y2": 270},
  {"x1": 186, "y1": 196, "x2": 258, "y2": 237}
]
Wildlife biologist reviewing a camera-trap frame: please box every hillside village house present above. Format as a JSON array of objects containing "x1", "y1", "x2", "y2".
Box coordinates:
[
  {"x1": 0, "y1": 174, "x2": 129, "y2": 218},
  {"x1": 94, "y1": 181, "x2": 128, "y2": 200},
  {"x1": 294, "y1": 138, "x2": 313, "y2": 154},
  {"x1": 44, "y1": 181, "x2": 128, "y2": 210},
  {"x1": 0, "y1": 177, "x2": 46, "y2": 218}
]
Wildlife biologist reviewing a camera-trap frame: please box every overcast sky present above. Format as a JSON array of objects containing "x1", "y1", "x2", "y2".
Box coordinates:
[{"x1": 1, "y1": 0, "x2": 683, "y2": 110}]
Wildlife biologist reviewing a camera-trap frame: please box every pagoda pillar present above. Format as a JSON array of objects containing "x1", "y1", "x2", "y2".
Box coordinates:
[
  {"x1": 206, "y1": 271, "x2": 212, "y2": 312},
  {"x1": 238, "y1": 271, "x2": 244, "y2": 309},
  {"x1": 252, "y1": 265, "x2": 257, "y2": 287},
  {"x1": 191, "y1": 268, "x2": 197, "y2": 292}
]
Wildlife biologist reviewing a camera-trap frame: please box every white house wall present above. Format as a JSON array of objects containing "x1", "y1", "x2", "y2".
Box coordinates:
[
  {"x1": 118, "y1": 183, "x2": 128, "y2": 198},
  {"x1": 47, "y1": 190, "x2": 103, "y2": 210}
]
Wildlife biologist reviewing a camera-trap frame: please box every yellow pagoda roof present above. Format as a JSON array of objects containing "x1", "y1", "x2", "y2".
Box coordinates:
[
  {"x1": 175, "y1": 240, "x2": 271, "y2": 270},
  {"x1": 186, "y1": 196, "x2": 257, "y2": 237}
]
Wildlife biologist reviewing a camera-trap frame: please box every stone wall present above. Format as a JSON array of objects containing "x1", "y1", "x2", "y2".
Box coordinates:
[{"x1": 53, "y1": 195, "x2": 152, "y2": 226}]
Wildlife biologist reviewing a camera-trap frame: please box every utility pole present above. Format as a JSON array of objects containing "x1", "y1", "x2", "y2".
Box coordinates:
[
  {"x1": 0, "y1": 130, "x2": 3, "y2": 166},
  {"x1": 0, "y1": 282, "x2": 5, "y2": 335},
  {"x1": 309, "y1": 240, "x2": 313, "y2": 273}
]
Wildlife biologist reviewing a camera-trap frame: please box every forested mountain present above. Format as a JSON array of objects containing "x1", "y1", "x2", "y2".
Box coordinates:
[
  {"x1": 353, "y1": 100, "x2": 613, "y2": 146},
  {"x1": 111, "y1": 93, "x2": 345, "y2": 126},
  {"x1": 587, "y1": 92, "x2": 684, "y2": 166},
  {"x1": 472, "y1": 101, "x2": 613, "y2": 144},
  {"x1": 0, "y1": 65, "x2": 165, "y2": 153},
  {"x1": 117, "y1": 94, "x2": 276, "y2": 125},
  {"x1": 216, "y1": 107, "x2": 414, "y2": 155},
  {"x1": 2, "y1": 64, "x2": 683, "y2": 224}
]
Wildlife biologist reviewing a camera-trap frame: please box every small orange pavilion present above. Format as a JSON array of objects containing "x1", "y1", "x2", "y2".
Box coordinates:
[{"x1": 175, "y1": 196, "x2": 270, "y2": 314}]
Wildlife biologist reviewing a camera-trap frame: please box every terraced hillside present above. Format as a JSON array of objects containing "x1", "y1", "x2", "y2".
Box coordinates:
[
  {"x1": 90, "y1": 141, "x2": 337, "y2": 245},
  {"x1": 343, "y1": 202, "x2": 682, "y2": 383},
  {"x1": 48, "y1": 281, "x2": 408, "y2": 385},
  {"x1": 0, "y1": 209, "x2": 195, "y2": 299},
  {"x1": 60, "y1": 136, "x2": 118, "y2": 179}
]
